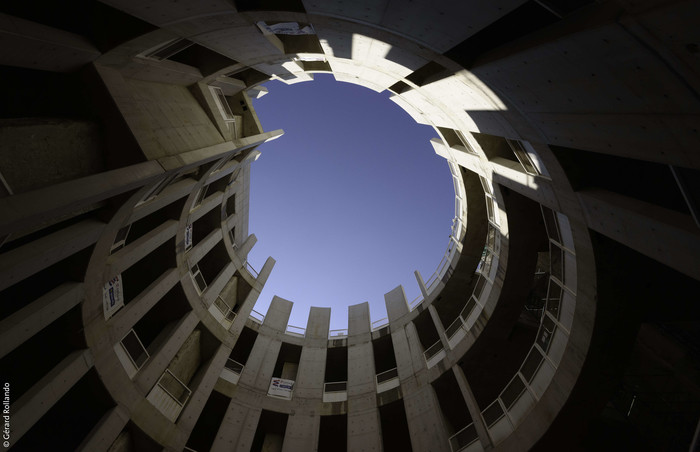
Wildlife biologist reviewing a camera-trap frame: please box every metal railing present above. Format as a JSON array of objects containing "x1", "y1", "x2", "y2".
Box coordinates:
[
  {"x1": 250, "y1": 309, "x2": 265, "y2": 324},
  {"x1": 371, "y1": 317, "x2": 388, "y2": 331},
  {"x1": 323, "y1": 381, "x2": 347, "y2": 393},
  {"x1": 224, "y1": 358, "x2": 244, "y2": 374},
  {"x1": 157, "y1": 369, "x2": 191, "y2": 407},
  {"x1": 445, "y1": 317, "x2": 464, "y2": 339},
  {"x1": 376, "y1": 367, "x2": 399, "y2": 385},
  {"x1": 408, "y1": 294, "x2": 423, "y2": 311},
  {"x1": 423, "y1": 340, "x2": 445, "y2": 362},
  {"x1": 449, "y1": 423, "x2": 478, "y2": 452},
  {"x1": 328, "y1": 329, "x2": 348, "y2": 338},
  {"x1": 214, "y1": 296, "x2": 237, "y2": 322},
  {"x1": 286, "y1": 325, "x2": 306, "y2": 337},
  {"x1": 243, "y1": 260, "x2": 259, "y2": 278}
]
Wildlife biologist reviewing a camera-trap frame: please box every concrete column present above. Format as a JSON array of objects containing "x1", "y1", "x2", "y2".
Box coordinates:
[
  {"x1": 428, "y1": 305, "x2": 450, "y2": 352},
  {"x1": 135, "y1": 311, "x2": 199, "y2": 393},
  {"x1": 392, "y1": 322, "x2": 426, "y2": 380},
  {"x1": 76, "y1": 405, "x2": 130, "y2": 451},
  {"x1": 281, "y1": 411, "x2": 321, "y2": 452},
  {"x1": 0, "y1": 282, "x2": 83, "y2": 359},
  {"x1": 294, "y1": 307, "x2": 330, "y2": 398},
  {"x1": 176, "y1": 344, "x2": 231, "y2": 448},
  {"x1": 414, "y1": 270, "x2": 429, "y2": 299},
  {"x1": 228, "y1": 258, "x2": 275, "y2": 337},
  {"x1": 263, "y1": 296, "x2": 293, "y2": 331},
  {"x1": 453, "y1": 366, "x2": 492, "y2": 449},
  {"x1": 384, "y1": 285, "x2": 409, "y2": 324},
  {"x1": 12, "y1": 349, "x2": 94, "y2": 445},
  {"x1": 403, "y1": 386, "x2": 451, "y2": 452},
  {"x1": 211, "y1": 402, "x2": 262, "y2": 452},
  {"x1": 238, "y1": 233, "x2": 257, "y2": 260},
  {"x1": 238, "y1": 334, "x2": 282, "y2": 392},
  {"x1": 217, "y1": 273, "x2": 239, "y2": 308},
  {"x1": 202, "y1": 262, "x2": 235, "y2": 307},
  {"x1": 306, "y1": 306, "x2": 331, "y2": 340},
  {"x1": 347, "y1": 302, "x2": 382, "y2": 452},
  {"x1": 348, "y1": 302, "x2": 370, "y2": 336},
  {"x1": 389, "y1": 323, "x2": 450, "y2": 451}
]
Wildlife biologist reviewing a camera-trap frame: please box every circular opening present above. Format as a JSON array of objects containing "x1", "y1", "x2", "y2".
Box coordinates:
[{"x1": 247, "y1": 74, "x2": 455, "y2": 329}]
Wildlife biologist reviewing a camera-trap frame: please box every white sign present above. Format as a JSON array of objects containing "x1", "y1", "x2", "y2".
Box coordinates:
[
  {"x1": 103, "y1": 274, "x2": 124, "y2": 319},
  {"x1": 268, "y1": 378, "x2": 294, "y2": 399},
  {"x1": 185, "y1": 224, "x2": 193, "y2": 250}
]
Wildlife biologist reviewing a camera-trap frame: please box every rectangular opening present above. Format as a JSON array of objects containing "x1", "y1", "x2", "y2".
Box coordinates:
[
  {"x1": 230, "y1": 327, "x2": 258, "y2": 367},
  {"x1": 234, "y1": 0, "x2": 306, "y2": 12},
  {"x1": 132, "y1": 283, "x2": 191, "y2": 356},
  {"x1": 405, "y1": 60, "x2": 449, "y2": 86},
  {"x1": 432, "y1": 371, "x2": 473, "y2": 436},
  {"x1": 378, "y1": 399, "x2": 413, "y2": 452},
  {"x1": 167, "y1": 43, "x2": 238, "y2": 76},
  {"x1": 185, "y1": 390, "x2": 231, "y2": 452},
  {"x1": 318, "y1": 414, "x2": 347, "y2": 452},
  {"x1": 251, "y1": 410, "x2": 289, "y2": 452},
  {"x1": 11, "y1": 369, "x2": 114, "y2": 451},
  {"x1": 372, "y1": 334, "x2": 397, "y2": 375}
]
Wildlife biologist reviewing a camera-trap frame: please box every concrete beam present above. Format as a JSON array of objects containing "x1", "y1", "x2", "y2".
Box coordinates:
[
  {"x1": 12, "y1": 349, "x2": 94, "y2": 444},
  {"x1": 0, "y1": 282, "x2": 83, "y2": 359},
  {"x1": 0, "y1": 219, "x2": 104, "y2": 291},
  {"x1": 579, "y1": 188, "x2": 700, "y2": 281}
]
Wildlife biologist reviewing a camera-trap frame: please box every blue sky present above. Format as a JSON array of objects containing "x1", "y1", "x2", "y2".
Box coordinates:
[{"x1": 246, "y1": 73, "x2": 454, "y2": 331}]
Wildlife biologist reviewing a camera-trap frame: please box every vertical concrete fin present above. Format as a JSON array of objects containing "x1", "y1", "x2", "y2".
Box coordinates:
[
  {"x1": 384, "y1": 284, "x2": 409, "y2": 323},
  {"x1": 263, "y1": 295, "x2": 293, "y2": 331},
  {"x1": 348, "y1": 302, "x2": 371, "y2": 336}
]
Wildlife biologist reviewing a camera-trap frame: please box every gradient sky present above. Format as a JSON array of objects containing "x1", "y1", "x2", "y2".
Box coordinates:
[{"x1": 246, "y1": 73, "x2": 454, "y2": 331}]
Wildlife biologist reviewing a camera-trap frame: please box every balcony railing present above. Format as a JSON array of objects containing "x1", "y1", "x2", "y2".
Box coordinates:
[
  {"x1": 250, "y1": 309, "x2": 265, "y2": 324},
  {"x1": 243, "y1": 259, "x2": 259, "y2": 278},
  {"x1": 376, "y1": 367, "x2": 400, "y2": 393},
  {"x1": 424, "y1": 340, "x2": 445, "y2": 362},
  {"x1": 213, "y1": 296, "x2": 237, "y2": 322},
  {"x1": 449, "y1": 423, "x2": 478, "y2": 452},
  {"x1": 328, "y1": 328, "x2": 348, "y2": 338},
  {"x1": 371, "y1": 317, "x2": 388, "y2": 331},
  {"x1": 286, "y1": 325, "x2": 306, "y2": 337},
  {"x1": 147, "y1": 369, "x2": 192, "y2": 422},
  {"x1": 221, "y1": 358, "x2": 244, "y2": 385},
  {"x1": 408, "y1": 294, "x2": 423, "y2": 311},
  {"x1": 323, "y1": 381, "x2": 347, "y2": 393},
  {"x1": 120, "y1": 329, "x2": 149, "y2": 370},
  {"x1": 323, "y1": 381, "x2": 348, "y2": 402},
  {"x1": 224, "y1": 358, "x2": 244, "y2": 374}
]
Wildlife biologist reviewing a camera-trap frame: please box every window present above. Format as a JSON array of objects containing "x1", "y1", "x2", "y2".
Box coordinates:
[
  {"x1": 191, "y1": 264, "x2": 207, "y2": 294},
  {"x1": 141, "y1": 38, "x2": 194, "y2": 61},
  {"x1": 210, "y1": 86, "x2": 235, "y2": 120},
  {"x1": 507, "y1": 139, "x2": 540, "y2": 176},
  {"x1": 110, "y1": 224, "x2": 131, "y2": 254},
  {"x1": 120, "y1": 329, "x2": 150, "y2": 370}
]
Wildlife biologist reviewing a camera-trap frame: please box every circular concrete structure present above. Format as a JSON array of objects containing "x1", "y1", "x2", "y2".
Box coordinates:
[{"x1": 0, "y1": 1, "x2": 699, "y2": 451}]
